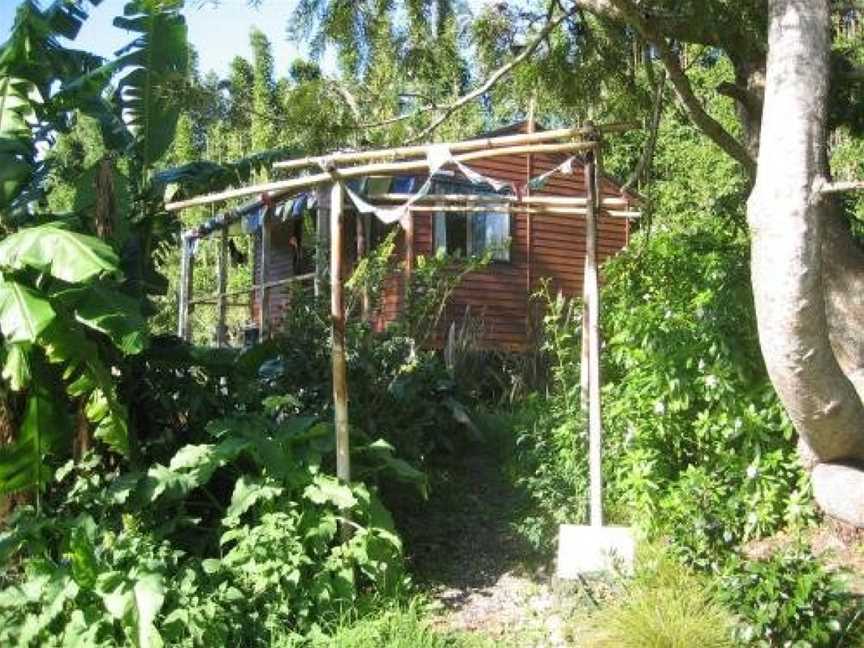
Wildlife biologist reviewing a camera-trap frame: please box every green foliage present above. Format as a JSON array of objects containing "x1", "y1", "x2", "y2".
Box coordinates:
[
  {"x1": 718, "y1": 545, "x2": 862, "y2": 647},
  {"x1": 602, "y1": 227, "x2": 813, "y2": 567},
  {"x1": 112, "y1": 0, "x2": 189, "y2": 169},
  {"x1": 0, "y1": 397, "x2": 409, "y2": 646}
]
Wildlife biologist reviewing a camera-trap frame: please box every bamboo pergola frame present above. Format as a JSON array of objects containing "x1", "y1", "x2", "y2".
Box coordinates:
[{"x1": 172, "y1": 121, "x2": 637, "y2": 531}]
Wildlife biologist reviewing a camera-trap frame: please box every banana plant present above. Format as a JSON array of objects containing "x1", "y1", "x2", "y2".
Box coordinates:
[
  {"x1": 0, "y1": 0, "x2": 189, "y2": 497},
  {"x1": 0, "y1": 223, "x2": 145, "y2": 495}
]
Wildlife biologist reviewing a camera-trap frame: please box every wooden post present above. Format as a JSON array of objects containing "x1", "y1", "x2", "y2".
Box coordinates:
[
  {"x1": 584, "y1": 148, "x2": 603, "y2": 528},
  {"x1": 259, "y1": 207, "x2": 273, "y2": 340},
  {"x1": 178, "y1": 234, "x2": 194, "y2": 342},
  {"x1": 315, "y1": 185, "x2": 331, "y2": 298},
  {"x1": 403, "y1": 212, "x2": 415, "y2": 278},
  {"x1": 216, "y1": 228, "x2": 228, "y2": 346},
  {"x1": 330, "y1": 182, "x2": 350, "y2": 493},
  {"x1": 357, "y1": 211, "x2": 370, "y2": 320},
  {"x1": 526, "y1": 99, "x2": 536, "y2": 338}
]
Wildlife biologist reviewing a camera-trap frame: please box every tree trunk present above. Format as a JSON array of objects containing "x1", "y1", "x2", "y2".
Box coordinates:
[{"x1": 747, "y1": 0, "x2": 864, "y2": 526}]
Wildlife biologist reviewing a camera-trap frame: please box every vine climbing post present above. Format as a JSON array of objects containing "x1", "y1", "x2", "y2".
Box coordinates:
[{"x1": 330, "y1": 181, "x2": 351, "y2": 498}]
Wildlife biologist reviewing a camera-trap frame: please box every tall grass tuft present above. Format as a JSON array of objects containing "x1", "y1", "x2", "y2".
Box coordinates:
[
  {"x1": 295, "y1": 599, "x2": 496, "y2": 648},
  {"x1": 580, "y1": 549, "x2": 736, "y2": 648}
]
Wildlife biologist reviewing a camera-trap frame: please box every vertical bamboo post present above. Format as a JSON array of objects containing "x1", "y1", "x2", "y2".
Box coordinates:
[
  {"x1": 403, "y1": 213, "x2": 415, "y2": 277},
  {"x1": 580, "y1": 122, "x2": 597, "y2": 410},
  {"x1": 584, "y1": 146, "x2": 604, "y2": 528},
  {"x1": 216, "y1": 228, "x2": 228, "y2": 347},
  {"x1": 315, "y1": 185, "x2": 331, "y2": 298},
  {"x1": 178, "y1": 233, "x2": 194, "y2": 342},
  {"x1": 330, "y1": 182, "x2": 351, "y2": 493},
  {"x1": 357, "y1": 211, "x2": 370, "y2": 320},
  {"x1": 526, "y1": 98, "x2": 536, "y2": 306},
  {"x1": 259, "y1": 207, "x2": 273, "y2": 340}
]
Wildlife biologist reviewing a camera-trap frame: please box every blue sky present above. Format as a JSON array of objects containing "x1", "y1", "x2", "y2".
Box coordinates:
[
  {"x1": 0, "y1": 0, "x2": 327, "y2": 78},
  {"x1": 0, "y1": 1, "x2": 493, "y2": 79}
]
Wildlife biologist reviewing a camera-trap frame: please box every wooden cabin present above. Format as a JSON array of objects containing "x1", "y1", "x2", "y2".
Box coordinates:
[{"x1": 253, "y1": 121, "x2": 639, "y2": 351}]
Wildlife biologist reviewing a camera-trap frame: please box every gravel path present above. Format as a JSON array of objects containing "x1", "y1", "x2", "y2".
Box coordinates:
[{"x1": 394, "y1": 450, "x2": 581, "y2": 646}]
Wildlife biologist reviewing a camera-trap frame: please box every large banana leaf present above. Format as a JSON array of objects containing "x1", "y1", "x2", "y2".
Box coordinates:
[
  {"x1": 0, "y1": 279, "x2": 56, "y2": 343},
  {"x1": 0, "y1": 76, "x2": 37, "y2": 210},
  {"x1": 52, "y1": 283, "x2": 147, "y2": 355},
  {"x1": 0, "y1": 224, "x2": 120, "y2": 282},
  {"x1": 113, "y1": 0, "x2": 188, "y2": 168},
  {"x1": 40, "y1": 319, "x2": 130, "y2": 456},
  {"x1": 152, "y1": 146, "x2": 297, "y2": 202},
  {"x1": 0, "y1": 1, "x2": 104, "y2": 98},
  {"x1": 0, "y1": 362, "x2": 68, "y2": 496}
]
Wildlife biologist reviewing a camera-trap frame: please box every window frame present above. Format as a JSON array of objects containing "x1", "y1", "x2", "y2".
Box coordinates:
[{"x1": 431, "y1": 177, "x2": 513, "y2": 263}]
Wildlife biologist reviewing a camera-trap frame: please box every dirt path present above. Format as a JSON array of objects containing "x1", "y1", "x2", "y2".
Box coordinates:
[{"x1": 395, "y1": 450, "x2": 581, "y2": 646}]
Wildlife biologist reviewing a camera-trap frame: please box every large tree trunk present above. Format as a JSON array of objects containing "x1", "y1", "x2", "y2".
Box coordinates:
[{"x1": 747, "y1": 0, "x2": 864, "y2": 526}]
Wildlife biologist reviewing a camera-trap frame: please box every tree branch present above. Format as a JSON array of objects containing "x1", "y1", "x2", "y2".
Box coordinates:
[
  {"x1": 601, "y1": 0, "x2": 756, "y2": 176},
  {"x1": 622, "y1": 68, "x2": 666, "y2": 193},
  {"x1": 405, "y1": 7, "x2": 573, "y2": 143}
]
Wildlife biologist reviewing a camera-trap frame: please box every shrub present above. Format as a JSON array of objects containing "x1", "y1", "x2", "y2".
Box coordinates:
[
  {"x1": 718, "y1": 545, "x2": 863, "y2": 647},
  {"x1": 601, "y1": 227, "x2": 814, "y2": 567},
  {"x1": 0, "y1": 405, "x2": 415, "y2": 646}
]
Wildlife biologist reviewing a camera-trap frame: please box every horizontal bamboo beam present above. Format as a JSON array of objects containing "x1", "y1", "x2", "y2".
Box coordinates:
[
  {"x1": 374, "y1": 204, "x2": 640, "y2": 218},
  {"x1": 404, "y1": 204, "x2": 585, "y2": 214},
  {"x1": 818, "y1": 179, "x2": 864, "y2": 194},
  {"x1": 374, "y1": 193, "x2": 631, "y2": 208},
  {"x1": 165, "y1": 141, "x2": 598, "y2": 213},
  {"x1": 188, "y1": 272, "x2": 315, "y2": 305},
  {"x1": 273, "y1": 122, "x2": 637, "y2": 171}
]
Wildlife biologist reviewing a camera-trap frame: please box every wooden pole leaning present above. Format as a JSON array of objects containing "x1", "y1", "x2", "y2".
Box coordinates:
[
  {"x1": 584, "y1": 145, "x2": 604, "y2": 528},
  {"x1": 330, "y1": 181, "x2": 352, "y2": 528}
]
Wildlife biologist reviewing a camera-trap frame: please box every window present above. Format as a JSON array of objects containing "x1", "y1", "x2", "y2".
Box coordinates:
[{"x1": 434, "y1": 209, "x2": 511, "y2": 261}]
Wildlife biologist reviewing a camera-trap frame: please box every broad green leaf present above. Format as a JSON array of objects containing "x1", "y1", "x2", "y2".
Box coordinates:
[
  {"x1": 303, "y1": 475, "x2": 357, "y2": 510},
  {"x1": 2, "y1": 342, "x2": 31, "y2": 390},
  {"x1": 113, "y1": 1, "x2": 188, "y2": 167},
  {"x1": 88, "y1": 389, "x2": 130, "y2": 456},
  {"x1": 0, "y1": 225, "x2": 119, "y2": 282},
  {"x1": 53, "y1": 283, "x2": 147, "y2": 355},
  {"x1": 0, "y1": 280, "x2": 55, "y2": 343},
  {"x1": 40, "y1": 321, "x2": 130, "y2": 456},
  {"x1": 0, "y1": 378, "x2": 68, "y2": 495},
  {"x1": 224, "y1": 475, "x2": 283, "y2": 525},
  {"x1": 69, "y1": 522, "x2": 100, "y2": 590}
]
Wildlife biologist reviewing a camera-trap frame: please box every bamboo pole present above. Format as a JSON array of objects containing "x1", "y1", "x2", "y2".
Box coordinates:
[
  {"x1": 527, "y1": 104, "x2": 536, "y2": 300},
  {"x1": 216, "y1": 228, "x2": 228, "y2": 347},
  {"x1": 584, "y1": 150, "x2": 604, "y2": 528},
  {"x1": 818, "y1": 179, "x2": 864, "y2": 194},
  {"x1": 373, "y1": 193, "x2": 631, "y2": 209},
  {"x1": 315, "y1": 186, "x2": 330, "y2": 298},
  {"x1": 178, "y1": 234, "x2": 194, "y2": 342},
  {"x1": 189, "y1": 273, "x2": 316, "y2": 305},
  {"x1": 165, "y1": 142, "x2": 597, "y2": 213},
  {"x1": 259, "y1": 207, "x2": 273, "y2": 340},
  {"x1": 330, "y1": 182, "x2": 351, "y2": 500},
  {"x1": 273, "y1": 122, "x2": 637, "y2": 171},
  {"x1": 357, "y1": 211, "x2": 370, "y2": 320}
]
